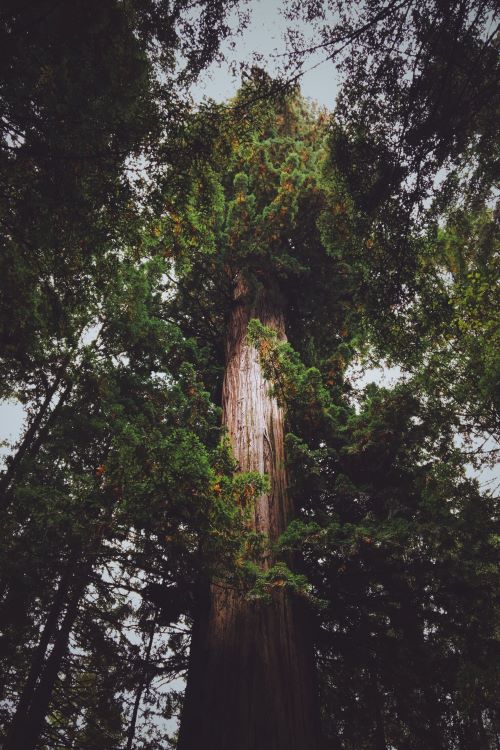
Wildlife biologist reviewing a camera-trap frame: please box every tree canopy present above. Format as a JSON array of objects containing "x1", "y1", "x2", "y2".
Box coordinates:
[{"x1": 0, "y1": 2, "x2": 498, "y2": 749}]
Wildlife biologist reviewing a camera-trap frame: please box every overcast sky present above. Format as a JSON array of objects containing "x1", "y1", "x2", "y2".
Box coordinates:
[{"x1": 190, "y1": 0, "x2": 340, "y2": 108}]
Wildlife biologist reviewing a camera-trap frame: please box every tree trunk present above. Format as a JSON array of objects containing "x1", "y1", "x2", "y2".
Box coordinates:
[
  {"x1": 125, "y1": 611, "x2": 157, "y2": 750},
  {"x1": 4, "y1": 573, "x2": 87, "y2": 750},
  {"x1": 178, "y1": 276, "x2": 320, "y2": 750},
  {"x1": 2, "y1": 558, "x2": 76, "y2": 743},
  {"x1": 0, "y1": 368, "x2": 71, "y2": 511}
]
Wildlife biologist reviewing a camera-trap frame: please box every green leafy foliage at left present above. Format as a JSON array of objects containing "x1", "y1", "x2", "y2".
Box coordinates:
[{"x1": 0, "y1": 3, "x2": 251, "y2": 748}]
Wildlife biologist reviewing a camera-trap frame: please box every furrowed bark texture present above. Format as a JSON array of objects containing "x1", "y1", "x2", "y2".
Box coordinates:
[{"x1": 178, "y1": 276, "x2": 319, "y2": 750}]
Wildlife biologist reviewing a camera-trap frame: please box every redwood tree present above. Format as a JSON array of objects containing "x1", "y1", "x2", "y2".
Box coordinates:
[
  {"x1": 1, "y1": 4, "x2": 498, "y2": 745},
  {"x1": 159, "y1": 71, "x2": 499, "y2": 747},
  {"x1": 178, "y1": 275, "x2": 320, "y2": 749},
  {"x1": 165, "y1": 83, "x2": 342, "y2": 749}
]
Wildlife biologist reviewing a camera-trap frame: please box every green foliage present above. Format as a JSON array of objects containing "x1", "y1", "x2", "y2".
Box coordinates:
[
  {"x1": 1, "y1": 5, "x2": 499, "y2": 747},
  {"x1": 0, "y1": 4, "x2": 246, "y2": 745},
  {"x1": 158, "y1": 84, "x2": 362, "y2": 370},
  {"x1": 247, "y1": 318, "x2": 342, "y2": 432},
  {"x1": 248, "y1": 307, "x2": 499, "y2": 747}
]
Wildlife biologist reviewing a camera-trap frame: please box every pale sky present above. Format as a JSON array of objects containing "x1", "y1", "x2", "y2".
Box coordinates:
[{"x1": 190, "y1": 0, "x2": 339, "y2": 108}]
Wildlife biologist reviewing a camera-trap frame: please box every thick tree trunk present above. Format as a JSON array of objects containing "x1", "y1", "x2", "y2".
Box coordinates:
[{"x1": 178, "y1": 276, "x2": 320, "y2": 750}]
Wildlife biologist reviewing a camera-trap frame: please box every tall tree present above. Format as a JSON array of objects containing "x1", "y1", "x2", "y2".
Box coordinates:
[
  {"x1": 1, "y1": 2, "x2": 498, "y2": 747},
  {"x1": 159, "y1": 82, "x2": 337, "y2": 749},
  {"x1": 158, "y1": 71, "x2": 499, "y2": 747}
]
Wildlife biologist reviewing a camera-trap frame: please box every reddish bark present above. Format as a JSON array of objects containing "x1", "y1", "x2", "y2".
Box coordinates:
[{"x1": 178, "y1": 276, "x2": 320, "y2": 749}]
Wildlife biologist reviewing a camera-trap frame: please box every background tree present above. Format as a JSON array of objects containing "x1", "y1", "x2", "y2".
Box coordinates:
[{"x1": 0, "y1": 2, "x2": 248, "y2": 747}]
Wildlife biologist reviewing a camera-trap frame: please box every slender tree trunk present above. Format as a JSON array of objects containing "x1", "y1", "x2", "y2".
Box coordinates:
[
  {"x1": 4, "y1": 575, "x2": 87, "y2": 750},
  {"x1": 2, "y1": 557, "x2": 76, "y2": 742},
  {"x1": 125, "y1": 612, "x2": 157, "y2": 750},
  {"x1": 0, "y1": 378, "x2": 71, "y2": 512},
  {"x1": 178, "y1": 276, "x2": 320, "y2": 750}
]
